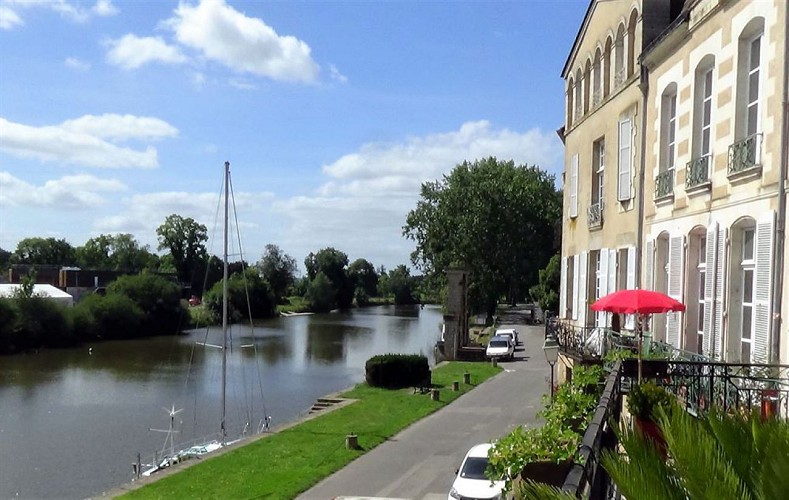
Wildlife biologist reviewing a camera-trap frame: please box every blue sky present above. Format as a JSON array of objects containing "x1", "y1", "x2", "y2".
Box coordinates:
[{"x1": 0, "y1": 0, "x2": 585, "y2": 273}]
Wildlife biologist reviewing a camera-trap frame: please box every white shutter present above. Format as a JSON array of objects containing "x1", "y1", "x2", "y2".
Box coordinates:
[
  {"x1": 628, "y1": 243, "x2": 647, "y2": 330},
  {"x1": 570, "y1": 154, "x2": 579, "y2": 218},
  {"x1": 666, "y1": 236, "x2": 685, "y2": 349},
  {"x1": 597, "y1": 249, "x2": 609, "y2": 327},
  {"x1": 702, "y1": 223, "x2": 718, "y2": 358},
  {"x1": 753, "y1": 212, "x2": 775, "y2": 363},
  {"x1": 626, "y1": 246, "x2": 636, "y2": 289},
  {"x1": 644, "y1": 239, "x2": 654, "y2": 290},
  {"x1": 559, "y1": 256, "x2": 568, "y2": 319},
  {"x1": 572, "y1": 256, "x2": 580, "y2": 320},
  {"x1": 579, "y1": 251, "x2": 588, "y2": 327},
  {"x1": 617, "y1": 118, "x2": 632, "y2": 201},
  {"x1": 608, "y1": 249, "x2": 617, "y2": 328},
  {"x1": 714, "y1": 227, "x2": 727, "y2": 360}
]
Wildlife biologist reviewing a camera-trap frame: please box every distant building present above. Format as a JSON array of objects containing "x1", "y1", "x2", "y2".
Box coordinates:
[{"x1": 0, "y1": 284, "x2": 74, "y2": 307}]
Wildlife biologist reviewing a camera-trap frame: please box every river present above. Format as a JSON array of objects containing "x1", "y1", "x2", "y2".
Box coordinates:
[{"x1": 0, "y1": 304, "x2": 443, "y2": 499}]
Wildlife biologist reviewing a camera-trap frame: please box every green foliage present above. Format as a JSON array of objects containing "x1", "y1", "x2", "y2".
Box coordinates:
[
  {"x1": 203, "y1": 268, "x2": 277, "y2": 321},
  {"x1": 627, "y1": 381, "x2": 675, "y2": 421},
  {"x1": 2, "y1": 295, "x2": 74, "y2": 351},
  {"x1": 71, "y1": 292, "x2": 144, "y2": 340},
  {"x1": 403, "y1": 157, "x2": 562, "y2": 316},
  {"x1": 488, "y1": 364, "x2": 604, "y2": 491},
  {"x1": 364, "y1": 353, "x2": 429, "y2": 388},
  {"x1": 354, "y1": 286, "x2": 370, "y2": 307},
  {"x1": 0, "y1": 247, "x2": 11, "y2": 270},
  {"x1": 305, "y1": 247, "x2": 353, "y2": 309},
  {"x1": 529, "y1": 254, "x2": 560, "y2": 313},
  {"x1": 602, "y1": 408, "x2": 789, "y2": 500},
  {"x1": 386, "y1": 265, "x2": 418, "y2": 305},
  {"x1": 12, "y1": 237, "x2": 76, "y2": 265},
  {"x1": 76, "y1": 233, "x2": 158, "y2": 272},
  {"x1": 348, "y1": 258, "x2": 379, "y2": 297},
  {"x1": 107, "y1": 273, "x2": 185, "y2": 335},
  {"x1": 305, "y1": 272, "x2": 336, "y2": 312},
  {"x1": 0, "y1": 299, "x2": 18, "y2": 354},
  {"x1": 156, "y1": 214, "x2": 208, "y2": 285},
  {"x1": 256, "y1": 244, "x2": 298, "y2": 303}
]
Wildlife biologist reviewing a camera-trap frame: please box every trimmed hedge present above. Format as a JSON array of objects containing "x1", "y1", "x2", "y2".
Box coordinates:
[{"x1": 365, "y1": 353, "x2": 430, "y2": 389}]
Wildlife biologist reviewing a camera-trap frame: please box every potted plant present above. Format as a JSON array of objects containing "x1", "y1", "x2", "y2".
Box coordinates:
[{"x1": 626, "y1": 381, "x2": 674, "y2": 456}]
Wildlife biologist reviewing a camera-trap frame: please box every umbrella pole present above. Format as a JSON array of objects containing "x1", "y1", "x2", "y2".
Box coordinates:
[{"x1": 637, "y1": 313, "x2": 643, "y2": 383}]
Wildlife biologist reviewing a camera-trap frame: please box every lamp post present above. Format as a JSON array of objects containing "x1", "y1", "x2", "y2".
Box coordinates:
[{"x1": 542, "y1": 335, "x2": 559, "y2": 401}]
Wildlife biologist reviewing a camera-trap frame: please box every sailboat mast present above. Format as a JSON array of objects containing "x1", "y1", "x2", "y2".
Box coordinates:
[{"x1": 221, "y1": 160, "x2": 229, "y2": 443}]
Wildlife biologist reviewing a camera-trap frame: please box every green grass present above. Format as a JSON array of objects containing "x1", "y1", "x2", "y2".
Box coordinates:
[
  {"x1": 120, "y1": 361, "x2": 501, "y2": 500},
  {"x1": 276, "y1": 296, "x2": 311, "y2": 314}
]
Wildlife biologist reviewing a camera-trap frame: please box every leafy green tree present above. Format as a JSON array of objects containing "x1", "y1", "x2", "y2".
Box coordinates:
[
  {"x1": 0, "y1": 247, "x2": 12, "y2": 270},
  {"x1": 203, "y1": 268, "x2": 276, "y2": 321},
  {"x1": 348, "y1": 258, "x2": 378, "y2": 297},
  {"x1": 76, "y1": 233, "x2": 158, "y2": 271},
  {"x1": 107, "y1": 273, "x2": 185, "y2": 335},
  {"x1": 12, "y1": 237, "x2": 76, "y2": 265},
  {"x1": 529, "y1": 254, "x2": 560, "y2": 314},
  {"x1": 387, "y1": 265, "x2": 417, "y2": 305},
  {"x1": 304, "y1": 248, "x2": 353, "y2": 309},
  {"x1": 156, "y1": 214, "x2": 208, "y2": 285},
  {"x1": 404, "y1": 157, "x2": 561, "y2": 317},
  {"x1": 71, "y1": 293, "x2": 144, "y2": 341},
  {"x1": 0, "y1": 299, "x2": 18, "y2": 354},
  {"x1": 257, "y1": 244, "x2": 298, "y2": 303},
  {"x1": 306, "y1": 272, "x2": 336, "y2": 312}
]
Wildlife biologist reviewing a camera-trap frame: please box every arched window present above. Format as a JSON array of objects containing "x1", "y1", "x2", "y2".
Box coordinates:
[
  {"x1": 686, "y1": 226, "x2": 707, "y2": 354},
  {"x1": 603, "y1": 36, "x2": 613, "y2": 97},
  {"x1": 728, "y1": 217, "x2": 757, "y2": 362},
  {"x1": 575, "y1": 68, "x2": 583, "y2": 120},
  {"x1": 692, "y1": 55, "x2": 715, "y2": 166},
  {"x1": 657, "y1": 83, "x2": 678, "y2": 198},
  {"x1": 593, "y1": 47, "x2": 602, "y2": 108},
  {"x1": 627, "y1": 9, "x2": 638, "y2": 78},
  {"x1": 731, "y1": 17, "x2": 765, "y2": 173},
  {"x1": 567, "y1": 78, "x2": 575, "y2": 128},
  {"x1": 614, "y1": 24, "x2": 625, "y2": 88},
  {"x1": 583, "y1": 59, "x2": 592, "y2": 114}
]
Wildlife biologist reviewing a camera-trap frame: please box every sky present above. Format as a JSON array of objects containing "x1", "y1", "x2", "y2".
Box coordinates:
[{"x1": 0, "y1": 0, "x2": 586, "y2": 273}]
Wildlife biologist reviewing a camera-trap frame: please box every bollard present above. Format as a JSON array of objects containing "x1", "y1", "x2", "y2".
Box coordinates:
[
  {"x1": 452, "y1": 381, "x2": 459, "y2": 391},
  {"x1": 346, "y1": 434, "x2": 358, "y2": 450},
  {"x1": 492, "y1": 357, "x2": 498, "y2": 368},
  {"x1": 463, "y1": 372, "x2": 471, "y2": 384},
  {"x1": 431, "y1": 389, "x2": 440, "y2": 401}
]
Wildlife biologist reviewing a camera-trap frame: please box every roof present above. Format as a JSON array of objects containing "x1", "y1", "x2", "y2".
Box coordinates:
[
  {"x1": 561, "y1": 0, "x2": 596, "y2": 78},
  {"x1": 0, "y1": 284, "x2": 73, "y2": 299}
]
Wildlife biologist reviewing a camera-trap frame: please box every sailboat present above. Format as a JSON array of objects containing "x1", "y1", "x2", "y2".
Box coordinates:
[{"x1": 135, "y1": 161, "x2": 267, "y2": 479}]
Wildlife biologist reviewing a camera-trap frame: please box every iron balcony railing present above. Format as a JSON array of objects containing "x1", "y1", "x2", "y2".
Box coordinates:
[
  {"x1": 728, "y1": 133, "x2": 762, "y2": 175},
  {"x1": 587, "y1": 201, "x2": 603, "y2": 229},
  {"x1": 686, "y1": 154, "x2": 711, "y2": 189},
  {"x1": 654, "y1": 169, "x2": 674, "y2": 199}
]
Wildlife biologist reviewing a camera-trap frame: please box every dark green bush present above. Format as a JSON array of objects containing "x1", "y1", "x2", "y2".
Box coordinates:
[
  {"x1": 71, "y1": 293, "x2": 144, "y2": 340},
  {"x1": 203, "y1": 268, "x2": 277, "y2": 321},
  {"x1": 107, "y1": 272, "x2": 186, "y2": 334},
  {"x1": 365, "y1": 353, "x2": 430, "y2": 389}
]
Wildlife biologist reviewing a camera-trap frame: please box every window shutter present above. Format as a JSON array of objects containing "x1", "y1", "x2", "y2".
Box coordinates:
[
  {"x1": 570, "y1": 154, "x2": 579, "y2": 218},
  {"x1": 608, "y1": 249, "x2": 617, "y2": 328},
  {"x1": 578, "y1": 251, "x2": 588, "y2": 327},
  {"x1": 666, "y1": 236, "x2": 685, "y2": 349},
  {"x1": 713, "y1": 227, "x2": 727, "y2": 360},
  {"x1": 559, "y1": 256, "x2": 568, "y2": 319},
  {"x1": 572, "y1": 255, "x2": 580, "y2": 320},
  {"x1": 617, "y1": 118, "x2": 632, "y2": 201},
  {"x1": 625, "y1": 246, "x2": 636, "y2": 330},
  {"x1": 753, "y1": 212, "x2": 774, "y2": 363},
  {"x1": 702, "y1": 223, "x2": 718, "y2": 358},
  {"x1": 597, "y1": 249, "x2": 609, "y2": 327}
]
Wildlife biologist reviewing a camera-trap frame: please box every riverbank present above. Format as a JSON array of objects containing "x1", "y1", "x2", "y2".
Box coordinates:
[{"x1": 109, "y1": 361, "x2": 500, "y2": 499}]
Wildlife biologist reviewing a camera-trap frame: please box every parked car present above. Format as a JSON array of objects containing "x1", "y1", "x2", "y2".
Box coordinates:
[
  {"x1": 449, "y1": 443, "x2": 505, "y2": 500},
  {"x1": 486, "y1": 335, "x2": 514, "y2": 360},
  {"x1": 495, "y1": 328, "x2": 519, "y2": 346}
]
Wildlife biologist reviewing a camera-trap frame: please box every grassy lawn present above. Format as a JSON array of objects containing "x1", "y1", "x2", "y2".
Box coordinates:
[{"x1": 120, "y1": 361, "x2": 500, "y2": 500}]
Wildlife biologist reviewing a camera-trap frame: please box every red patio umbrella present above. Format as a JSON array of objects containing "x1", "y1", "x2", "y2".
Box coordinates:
[
  {"x1": 590, "y1": 289, "x2": 685, "y2": 381},
  {"x1": 590, "y1": 289, "x2": 686, "y2": 314}
]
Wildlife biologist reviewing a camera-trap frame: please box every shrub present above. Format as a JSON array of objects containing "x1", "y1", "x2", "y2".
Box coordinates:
[
  {"x1": 72, "y1": 293, "x2": 144, "y2": 340},
  {"x1": 203, "y1": 268, "x2": 277, "y2": 321},
  {"x1": 107, "y1": 273, "x2": 185, "y2": 334},
  {"x1": 365, "y1": 353, "x2": 429, "y2": 389},
  {"x1": 627, "y1": 381, "x2": 675, "y2": 421}
]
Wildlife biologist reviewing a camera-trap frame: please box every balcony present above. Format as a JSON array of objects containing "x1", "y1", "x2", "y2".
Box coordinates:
[
  {"x1": 728, "y1": 133, "x2": 763, "y2": 177},
  {"x1": 654, "y1": 169, "x2": 674, "y2": 201},
  {"x1": 587, "y1": 201, "x2": 603, "y2": 230},
  {"x1": 685, "y1": 154, "x2": 711, "y2": 192},
  {"x1": 545, "y1": 318, "x2": 789, "y2": 498}
]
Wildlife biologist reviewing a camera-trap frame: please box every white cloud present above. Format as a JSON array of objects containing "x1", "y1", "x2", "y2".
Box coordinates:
[
  {"x1": 165, "y1": 0, "x2": 319, "y2": 82},
  {"x1": 0, "y1": 114, "x2": 178, "y2": 169},
  {"x1": 0, "y1": 6, "x2": 23, "y2": 29},
  {"x1": 106, "y1": 34, "x2": 187, "y2": 70},
  {"x1": 228, "y1": 78, "x2": 256, "y2": 90},
  {"x1": 64, "y1": 56, "x2": 91, "y2": 71},
  {"x1": 1, "y1": 0, "x2": 118, "y2": 27},
  {"x1": 328, "y1": 64, "x2": 347, "y2": 84},
  {"x1": 0, "y1": 171, "x2": 125, "y2": 209}
]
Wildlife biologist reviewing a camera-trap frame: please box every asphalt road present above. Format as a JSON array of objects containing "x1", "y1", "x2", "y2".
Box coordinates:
[{"x1": 297, "y1": 313, "x2": 550, "y2": 500}]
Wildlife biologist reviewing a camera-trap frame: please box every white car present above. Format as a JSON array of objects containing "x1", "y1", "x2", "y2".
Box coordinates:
[
  {"x1": 449, "y1": 443, "x2": 505, "y2": 500},
  {"x1": 495, "y1": 328, "x2": 519, "y2": 346},
  {"x1": 486, "y1": 335, "x2": 514, "y2": 360}
]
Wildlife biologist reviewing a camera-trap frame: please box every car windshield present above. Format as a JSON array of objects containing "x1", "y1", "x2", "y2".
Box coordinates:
[
  {"x1": 489, "y1": 340, "x2": 509, "y2": 348},
  {"x1": 460, "y1": 456, "x2": 489, "y2": 480}
]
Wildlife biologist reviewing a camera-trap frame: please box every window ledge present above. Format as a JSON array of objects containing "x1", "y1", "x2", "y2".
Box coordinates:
[
  {"x1": 727, "y1": 165, "x2": 762, "y2": 184},
  {"x1": 686, "y1": 181, "x2": 711, "y2": 196},
  {"x1": 654, "y1": 193, "x2": 674, "y2": 206}
]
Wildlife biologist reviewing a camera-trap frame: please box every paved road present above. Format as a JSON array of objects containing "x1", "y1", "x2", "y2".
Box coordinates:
[{"x1": 297, "y1": 314, "x2": 549, "y2": 500}]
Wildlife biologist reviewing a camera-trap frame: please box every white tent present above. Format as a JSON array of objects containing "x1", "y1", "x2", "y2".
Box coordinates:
[{"x1": 0, "y1": 284, "x2": 74, "y2": 307}]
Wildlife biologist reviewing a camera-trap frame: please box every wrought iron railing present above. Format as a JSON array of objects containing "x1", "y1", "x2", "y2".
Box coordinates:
[
  {"x1": 587, "y1": 201, "x2": 603, "y2": 229},
  {"x1": 686, "y1": 154, "x2": 711, "y2": 189},
  {"x1": 728, "y1": 133, "x2": 762, "y2": 175},
  {"x1": 654, "y1": 169, "x2": 674, "y2": 199}
]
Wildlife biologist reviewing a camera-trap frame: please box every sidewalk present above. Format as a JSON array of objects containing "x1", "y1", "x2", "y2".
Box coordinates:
[{"x1": 297, "y1": 318, "x2": 550, "y2": 500}]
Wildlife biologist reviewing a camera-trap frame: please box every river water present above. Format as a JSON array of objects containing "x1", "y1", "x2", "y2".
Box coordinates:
[{"x1": 0, "y1": 305, "x2": 443, "y2": 499}]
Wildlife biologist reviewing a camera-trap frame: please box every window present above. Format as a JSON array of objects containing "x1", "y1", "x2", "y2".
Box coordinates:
[
  {"x1": 700, "y1": 69, "x2": 713, "y2": 156},
  {"x1": 661, "y1": 88, "x2": 677, "y2": 171},
  {"x1": 593, "y1": 138, "x2": 605, "y2": 204},
  {"x1": 569, "y1": 154, "x2": 579, "y2": 218},
  {"x1": 740, "y1": 228, "x2": 755, "y2": 362},
  {"x1": 617, "y1": 117, "x2": 632, "y2": 201},
  {"x1": 745, "y1": 36, "x2": 761, "y2": 136},
  {"x1": 575, "y1": 68, "x2": 583, "y2": 120},
  {"x1": 593, "y1": 48, "x2": 602, "y2": 107},
  {"x1": 697, "y1": 236, "x2": 706, "y2": 354},
  {"x1": 614, "y1": 25, "x2": 625, "y2": 87},
  {"x1": 735, "y1": 18, "x2": 765, "y2": 141}
]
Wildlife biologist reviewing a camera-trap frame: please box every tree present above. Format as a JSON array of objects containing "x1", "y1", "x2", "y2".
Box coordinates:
[
  {"x1": 156, "y1": 214, "x2": 208, "y2": 285},
  {"x1": 304, "y1": 247, "x2": 353, "y2": 309},
  {"x1": 76, "y1": 233, "x2": 158, "y2": 271},
  {"x1": 348, "y1": 258, "x2": 378, "y2": 297},
  {"x1": 12, "y1": 237, "x2": 76, "y2": 265},
  {"x1": 257, "y1": 244, "x2": 298, "y2": 302},
  {"x1": 387, "y1": 265, "x2": 417, "y2": 305},
  {"x1": 203, "y1": 268, "x2": 276, "y2": 321},
  {"x1": 306, "y1": 272, "x2": 336, "y2": 312},
  {"x1": 529, "y1": 254, "x2": 561, "y2": 314},
  {"x1": 403, "y1": 157, "x2": 561, "y2": 317},
  {"x1": 107, "y1": 273, "x2": 185, "y2": 335},
  {"x1": 0, "y1": 247, "x2": 12, "y2": 270}
]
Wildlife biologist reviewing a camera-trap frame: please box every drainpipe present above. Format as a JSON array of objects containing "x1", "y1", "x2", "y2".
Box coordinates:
[
  {"x1": 636, "y1": 63, "x2": 649, "y2": 289},
  {"x1": 771, "y1": 5, "x2": 789, "y2": 364}
]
